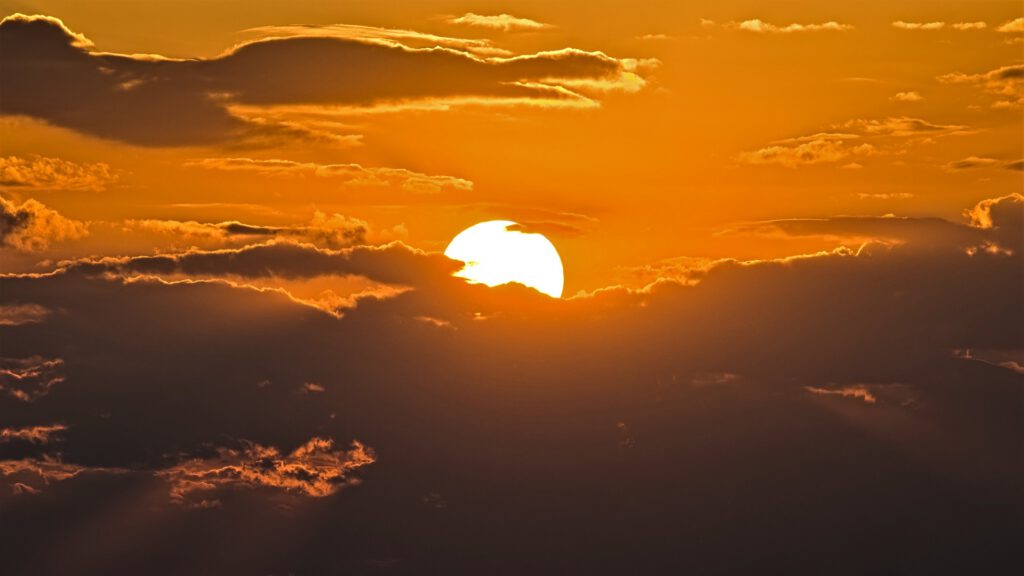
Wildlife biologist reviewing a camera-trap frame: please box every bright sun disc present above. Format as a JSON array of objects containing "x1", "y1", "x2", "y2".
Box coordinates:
[{"x1": 444, "y1": 220, "x2": 564, "y2": 298}]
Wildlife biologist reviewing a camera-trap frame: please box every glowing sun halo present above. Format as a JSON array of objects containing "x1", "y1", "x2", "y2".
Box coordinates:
[{"x1": 444, "y1": 221, "x2": 565, "y2": 298}]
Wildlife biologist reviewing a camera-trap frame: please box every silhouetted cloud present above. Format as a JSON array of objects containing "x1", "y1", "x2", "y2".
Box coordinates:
[
  {"x1": 159, "y1": 437, "x2": 374, "y2": 505},
  {"x1": 0, "y1": 194, "x2": 1020, "y2": 574},
  {"x1": 0, "y1": 424, "x2": 66, "y2": 444},
  {"x1": 0, "y1": 13, "x2": 646, "y2": 146},
  {"x1": 0, "y1": 357, "x2": 65, "y2": 401}
]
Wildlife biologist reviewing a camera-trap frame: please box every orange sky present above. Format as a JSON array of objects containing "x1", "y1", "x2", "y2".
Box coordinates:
[
  {"x1": 1, "y1": 0, "x2": 1021, "y2": 293},
  {"x1": 1, "y1": 4, "x2": 1022, "y2": 573}
]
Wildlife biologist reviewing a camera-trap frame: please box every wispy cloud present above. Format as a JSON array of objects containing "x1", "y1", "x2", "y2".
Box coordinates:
[{"x1": 445, "y1": 13, "x2": 552, "y2": 32}]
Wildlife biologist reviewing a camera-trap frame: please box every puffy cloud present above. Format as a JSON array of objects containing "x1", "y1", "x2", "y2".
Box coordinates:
[
  {"x1": 952, "y1": 22, "x2": 988, "y2": 31},
  {"x1": 739, "y1": 116, "x2": 971, "y2": 167},
  {"x1": 938, "y1": 64, "x2": 1023, "y2": 109},
  {"x1": 738, "y1": 133, "x2": 876, "y2": 167},
  {"x1": 891, "y1": 91, "x2": 924, "y2": 102},
  {"x1": 0, "y1": 14, "x2": 646, "y2": 146},
  {"x1": 1, "y1": 195, "x2": 88, "y2": 252},
  {"x1": 726, "y1": 19, "x2": 853, "y2": 33},
  {"x1": 0, "y1": 155, "x2": 117, "y2": 191},
  {"x1": 892, "y1": 21, "x2": 945, "y2": 31},
  {"x1": 445, "y1": 13, "x2": 552, "y2": 32},
  {"x1": 996, "y1": 17, "x2": 1024, "y2": 33},
  {"x1": 158, "y1": 437, "x2": 374, "y2": 505}
]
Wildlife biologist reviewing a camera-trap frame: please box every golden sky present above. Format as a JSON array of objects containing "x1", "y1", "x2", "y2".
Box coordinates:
[
  {"x1": 0, "y1": 3, "x2": 1022, "y2": 574},
  {"x1": 2, "y1": 0, "x2": 1020, "y2": 293}
]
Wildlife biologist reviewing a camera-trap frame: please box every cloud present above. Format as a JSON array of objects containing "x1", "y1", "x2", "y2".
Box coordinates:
[
  {"x1": 1, "y1": 195, "x2": 88, "y2": 252},
  {"x1": 445, "y1": 13, "x2": 552, "y2": 32},
  {"x1": 1005, "y1": 159, "x2": 1024, "y2": 171},
  {"x1": 0, "y1": 194, "x2": 1020, "y2": 572},
  {"x1": 804, "y1": 385, "x2": 877, "y2": 403},
  {"x1": 0, "y1": 357, "x2": 65, "y2": 402},
  {"x1": 891, "y1": 91, "x2": 924, "y2": 102},
  {"x1": 0, "y1": 13, "x2": 645, "y2": 146},
  {"x1": 952, "y1": 22, "x2": 988, "y2": 31},
  {"x1": 945, "y1": 156, "x2": 1001, "y2": 170},
  {"x1": 0, "y1": 155, "x2": 117, "y2": 191},
  {"x1": 996, "y1": 17, "x2": 1024, "y2": 33},
  {"x1": 158, "y1": 437, "x2": 374, "y2": 505},
  {"x1": 963, "y1": 193, "x2": 1023, "y2": 233},
  {"x1": 726, "y1": 19, "x2": 853, "y2": 33},
  {"x1": 0, "y1": 424, "x2": 66, "y2": 444},
  {"x1": 723, "y1": 215, "x2": 991, "y2": 251},
  {"x1": 842, "y1": 116, "x2": 967, "y2": 137},
  {"x1": 125, "y1": 212, "x2": 369, "y2": 249},
  {"x1": 186, "y1": 157, "x2": 473, "y2": 193},
  {"x1": 938, "y1": 64, "x2": 1023, "y2": 109},
  {"x1": 0, "y1": 303, "x2": 50, "y2": 326},
  {"x1": 739, "y1": 117, "x2": 970, "y2": 167},
  {"x1": 52, "y1": 240, "x2": 460, "y2": 288},
  {"x1": 892, "y1": 21, "x2": 945, "y2": 31},
  {"x1": 738, "y1": 133, "x2": 876, "y2": 167},
  {"x1": 244, "y1": 22, "x2": 512, "y2": 56}
]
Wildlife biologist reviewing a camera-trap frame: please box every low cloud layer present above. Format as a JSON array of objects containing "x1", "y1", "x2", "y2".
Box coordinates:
[{"x1": 1, "y1": 194, "x2": 1020, "y2": 572}]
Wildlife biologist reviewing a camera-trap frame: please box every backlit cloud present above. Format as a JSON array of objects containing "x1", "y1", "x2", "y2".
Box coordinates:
[
  {"x1": 0, "y1": 14, "x2": 646, "y2": 146},
  {"x1": 996, "y1": 17, "x2": 1024, "y2": 33},
  {"x1": 892, "y1": 21, "x2": 945, "y2": 31},
  {"x1": 159, "y1": 437, "x2": 375, "y2": 505},
  {"x1": 1, "y1": 195, "x2": 88, "y2": 252},
  {"x1": 938, "y1": 63, "x2": 1023, "y2": 109},
  {"x1": 726, "y1": 19, "x2": 853, "y2": 33},
  {"x1": 0, "y1": 356, "x2": 65, "y2": 402},
  {"x1": 0, "y1": 155, "x2": 117, "y2": 191},
  {"x1": 445, "y1": 13, "x2": 552, "y2": 32}
]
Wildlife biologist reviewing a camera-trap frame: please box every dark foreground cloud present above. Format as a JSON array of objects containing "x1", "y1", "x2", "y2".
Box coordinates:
[
  {"x1": 0, "y1": 195, "x2": 1020, "y2": 575},
  {"x1": 0, "y1": 14, "x2": 643, "y2": 146}
]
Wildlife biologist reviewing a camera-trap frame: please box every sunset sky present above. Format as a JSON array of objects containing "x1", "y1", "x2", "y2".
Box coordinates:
[{"x1": 1, "y1": 1, "x2": 1021, "y2": 574}]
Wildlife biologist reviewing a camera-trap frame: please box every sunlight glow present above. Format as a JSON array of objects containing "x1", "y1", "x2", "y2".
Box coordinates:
[{"x1": 444, "y1": 220, "x2": 564, "y2": 298}]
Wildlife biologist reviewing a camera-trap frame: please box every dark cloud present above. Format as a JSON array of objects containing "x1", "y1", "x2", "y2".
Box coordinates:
[
  {"x1": 0, "y1": 356, "x2": 65, "y2": 402},
  {"x1": 54, "y1": 239, "x2": 460, "y2": 286},
  {"x1": 0, "y1": 14, "x2": 639, "y2": 146},
  {"x1": 0, "y1": 195, "x2": 1020, "y2": 574},
  {"x1": 159, "y1": 437, "x2": 374, "y2": 507}
]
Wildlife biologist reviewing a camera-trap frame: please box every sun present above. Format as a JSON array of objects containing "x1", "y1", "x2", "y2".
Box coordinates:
[{"x1": 444, "y1": 221, "x2": 565, "y2": 298}]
